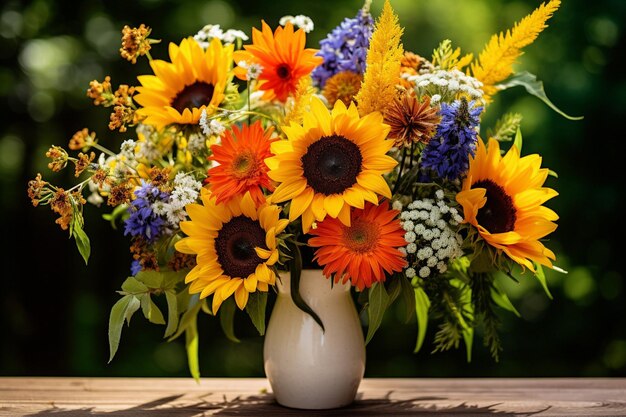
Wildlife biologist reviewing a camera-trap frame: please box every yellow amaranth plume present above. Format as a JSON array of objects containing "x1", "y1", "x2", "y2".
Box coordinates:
[
  {"x1": 283, "y1": 76, "x2": 314, "y2": 127},
  {"x1": 471, "y1": 0, "x2": 561, "y2": 102},
  {"x1": 355, "y1": 0, "x2": 404, "y2": 117}
]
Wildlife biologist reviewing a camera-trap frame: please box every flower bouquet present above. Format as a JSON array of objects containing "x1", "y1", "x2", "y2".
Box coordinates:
[{"x1": 29, "y1": 0, "x2": 579, "y2": 409}]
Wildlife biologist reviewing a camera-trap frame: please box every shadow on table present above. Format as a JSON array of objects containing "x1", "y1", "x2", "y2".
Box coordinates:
[{"x1": 26, "y1": 391, "x2": 550, "y2": 416}]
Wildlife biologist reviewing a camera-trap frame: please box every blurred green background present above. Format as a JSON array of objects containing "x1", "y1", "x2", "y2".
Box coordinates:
[{"x1": 1, "y1": 0, "x2": 624, "y2": 377}]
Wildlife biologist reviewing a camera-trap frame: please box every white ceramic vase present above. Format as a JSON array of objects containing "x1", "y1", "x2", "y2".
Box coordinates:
[{"x1": 263, "y1": 269, "x2": 366, "y2": 409}]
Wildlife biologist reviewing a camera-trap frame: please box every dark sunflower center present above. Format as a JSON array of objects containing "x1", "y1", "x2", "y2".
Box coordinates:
[
  {"x1": 474, "y1": 179, "x2": 517, "y2": 234},
  {"x1": 171, "y1": 81, "x2": 215, "y2": 113},
  {"x1": 215, "y1": 216, "x2": 266, "y2": 278},
  {"x1": 276, "y1": 64, "x2": 291, "y2": 80},
  {"x1": 301, "y1": 135, "x2": 363, "y2": 195}
]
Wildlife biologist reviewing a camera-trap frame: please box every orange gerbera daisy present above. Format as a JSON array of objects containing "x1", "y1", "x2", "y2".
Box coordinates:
[
  {"x1": 207, "y1": 121, "x2": 276, "y2": 206},
  {"x1": 233, "y1": 21, "x2": 323, "y2": 102},
  {"x1": 456, "y1": 138, "x2": 558, "y2": 271},
  {"x1": 308, "y1": 202, "x2": 407, "y2": 290}
]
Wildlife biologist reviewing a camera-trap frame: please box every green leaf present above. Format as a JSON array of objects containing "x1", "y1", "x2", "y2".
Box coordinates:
[
  {"x1": 548, "y1": 169, "x2": 558, "y2": 178},
  {"x1": 185, "y1": 314, "x2": 200, "y2": 381},
  {"x1": 496, "y1": 71, "x2": 583, "y2": 121},
  {"x1": 451, "y1": 278, "x2": 474, "y2": 362},
  {"x1": 245, "y1": 292, "x2": 268, "y2": 336},
  {"x1": 513, "y1": 128, "x2": 523, "y2": 153},
  {"x1": 168, "y1": 294, "x2": 201, "y2": 342},
  {"x1": 286, "y1": 240, "x2": 325, "y2": 331},
  {"x1": 124, "y1": 296, "x2": 141, "y2": 325},
  {"x1": 385, "y1": 276, "x2": 402, "y2": 307},
  {"x1": 140, "y1": 293, "x2": 166, "y2": 325},
  {"x1": 164, "y1": 290, "x2": 179, "y2": 338},
  {"x1": 108, "y1": 295, "x2": 134, "y2": 363},
  {"x1": 72, "y1": 225, "x2": 91, "y2": 265},
  {"x1": 365, "y1": 282, "x2": 390, "y2": 345},
  {"x1": 461, "y1": 325, "x2": 474, "y2": 363},
  {"x1": 399, "y1": 274, "x2": 416, "y2": 323},
  {"x1": 121, "y1": 277, "x2": 149, "y2": 294},
  {"x1": 161, "y1": 270, "x2": 187, "y2": 290},
  {"x1": 491, "y1": 281, "x2": 521, "y2": 317},
  {"x1": 102, "y1": 203, "x2": 129, "y2": 230},
  {"x1": 413, "y1": 286, "x2": 431, "y2": 353},
  {"x1": 533, "y1": 263, "x2": 553, "y2": 300},
  {"x1": 136, "y1": 270, "x2": 164, "y2": 288},
  {"x1": 219, "y1": 298, "x2": 241, "y2": 343}
]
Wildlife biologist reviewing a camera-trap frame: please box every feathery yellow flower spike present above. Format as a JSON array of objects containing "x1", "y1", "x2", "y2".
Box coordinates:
[
  {"x1": 471, "y1": 0, "x2": 561, "y2": 102},
  {"x1": 355, "y1": 0, "x2": 404, "y2": 117}
]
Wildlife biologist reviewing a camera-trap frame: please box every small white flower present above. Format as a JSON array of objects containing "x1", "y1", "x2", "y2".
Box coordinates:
[
  {"x1": 392, "y1": 200, "x2": 403, "y2": 211},
  {"x1": 427, "y1": 256, "x2": 438, "y2": 268},
  {"x1": 402, "y1": 220, "x2": 415, "y2": 232},
  {"x1": 246, "y1": 62, "x2": 264, "y2": 80},
  {"x1": 120, "y1": 140, "x2": 136, "y2": 159},
  {"x1": 279, "y1": 15, "x2": 295, "y2": 26},
  {"x1": 398, "y1": 247, "x2": 407, "y2": 256},
  {"x1": 400, "y1": 211, "x2": 409, "y2": 220},
  {"x1": 435, "y1": 189, "x2": 444, "y2": 200},
  {"x1": 152, "y1": 200, "x2": 168, "y2": 216},
  {"x1": 437, "y1": 262, "x2": 447, "y2": 273},
  {"x1": 187, "y1": 133, "x2": 207, "y2": 155},
  {"x1": 86, "y1": 180, "x2": 104, "y2": 206},
  {"x1": 223, "y1": 29, "x2": 248, "y2": 43},
  {"x1": 405, "y1": 267, "x2": 416, "y2": 278},
  {"x1": 294, "y1": 15, "x2": 314, "y2": 33},
  {"x1": 404, "y1": 231, "x2": 416, "y2": 243},
  {"x1": 136, "y1": 140, "x2": 160, "y2": 162},
  {"x1": 419, "y1": 266, "x2": 430, "y2": 278},
  {"x1": 406, "y1": 243, "x2": 417, "y2": 254}
]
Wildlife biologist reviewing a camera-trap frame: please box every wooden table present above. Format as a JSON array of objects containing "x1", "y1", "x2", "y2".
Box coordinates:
[{"x1": 1, "y1": 378, "x2": 625, "y2": 416}]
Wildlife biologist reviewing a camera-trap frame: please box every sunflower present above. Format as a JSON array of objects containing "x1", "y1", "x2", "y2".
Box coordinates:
[
  {"x1": 267, "y1": 96, "x2": 397, "y2": 233},
  {"x1": 456, "y1": 138, "x2": 558, "y2": 270},
  {"x1": 134, "y1": 38, "x2": 233, "y2": 130},
  {"x1": 207, "y1": 121, "x2": 276, "y2": 206},
  {"x1": 233, "y1": 21, "x2": 322, "y2": 102},
  {"x1": 175, "y1": 190, "x2": 288, "y2": 312},
  {"x1": 308, "y1": 202, "x2": 407, "y2": 290}
]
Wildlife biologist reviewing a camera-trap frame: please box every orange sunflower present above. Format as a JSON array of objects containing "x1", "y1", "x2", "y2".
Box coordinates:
[
  {"x1": 207, "y1": 121, "x2": 276, "y2": 206},
  {"x1": 233, "y1": 21, "x2": 322, "y2": 102},
  {"x1": 134, "y1": 37, "x2": 233, "y2": 129},
  {"x1": 456, "y1": 138, "x2": 558, "y2": 271},
  {"x1": 309, "y1": 202, "x2": 407, "y2": 290}
]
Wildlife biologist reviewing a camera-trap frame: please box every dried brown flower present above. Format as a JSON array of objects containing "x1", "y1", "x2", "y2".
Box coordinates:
[
  {"x1": 69, "y1": 128, "x2": 96, "y2": 151},
  {"x1": 120, "y1": 24, "x2": 152, "y2": 64},
  {"x1": 46, "y1": 146, "x2": 68, "y2": 172},
  {"x1": 109, "y1": 105, "x2": 137, "y2": 132},
  {"x1": 27, "y1": 173, "x2": 47, "y2": 207},
  {"x1": 75, "y1": 152, "x2": 96, "y2": 177},
  {"x1": 385, "y1": 93, "x2": 441, "y2": 147},
  {"x1": 130, "y1": 238, "x2": 159, "y2": 272},
  {"x1": 322, "y1": 71, "x2": 363, "y2": 107},
  {"x1": 168, "y1": 251, "x2": 196, "y2": 272},
  {"x1": 92, "y1": 169, "x2": 109, "y2": 187},
  {"x1": 148, "y1": 166, "x2": 171, "y2": 189},
  {"x1": 107, "y1": 182, "x2": 132, "y2": 207},
  {"x1": 400, "y1": 51, "x2": 426, "y2": 89},
  {"x1": 87, "y1": 76, "x2": 113, "y2": 106},
  {"x1": 50, "y1": 188, "x2": 72, "y2": 230}
]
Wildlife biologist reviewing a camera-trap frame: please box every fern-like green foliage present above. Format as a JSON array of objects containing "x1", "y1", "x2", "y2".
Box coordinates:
[
  {"x1": 487, "y1": 113, "x2": 523, "y2": 142},
  {"x1": 432, "y1": 39, "x2": 473, "y2": 71}
]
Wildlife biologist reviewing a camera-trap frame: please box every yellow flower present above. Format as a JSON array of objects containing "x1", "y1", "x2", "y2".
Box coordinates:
[
  {"x1": 134, "y1": 38, "x2": 233, "y2": 130},
  {"x1": 456, "y1": 138, "x2": 558, "y2": 271},
  {"x1": 175, "y1": 190, "x2": 288, "y2": 313},
  {"x1": 267, "y1": 96, "x2": 397, "y2": 233}
]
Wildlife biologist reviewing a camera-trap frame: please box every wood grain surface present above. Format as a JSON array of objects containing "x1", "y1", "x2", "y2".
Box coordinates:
[{"x1": 1, "y1": 378, "x2": 625, "y2": 416}]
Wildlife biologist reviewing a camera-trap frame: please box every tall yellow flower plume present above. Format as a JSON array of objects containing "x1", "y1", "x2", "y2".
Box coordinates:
[
  {"x1": 283, "y1": 76, "x2": 314, "y2": 127},
  {"x1": 471, "y1": 0, "x2": 561, "y2": 102},
  {"x1": 355, "y1": 0, "x2": 404, "y2": 117}
]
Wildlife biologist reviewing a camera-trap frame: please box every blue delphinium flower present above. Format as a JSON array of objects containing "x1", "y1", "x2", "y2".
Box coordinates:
[
  {"x1": 420, "y1": 99, "x2": 484, "y2": 181},
  {"x1": 124, "y1": 181, "x2": 169, "y2": 242},
  {"x1": 311, "y1": 8, "x2": 373, "y2": 87},
  {"x1": 130, "y1": 259, "x2": 142, "y2": 276}
]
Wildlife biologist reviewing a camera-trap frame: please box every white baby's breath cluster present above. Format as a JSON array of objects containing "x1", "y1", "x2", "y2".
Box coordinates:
[
  {"x1": 279, "y1": 15, "x2": 314, "y2": 33},
  {"x1": 406, "y1": 69, "x2": 484, "y2": 104},
  {"x1": 152, "y1": 173, "x2": 202, "y2": 228},
  {"x1": 236, "y1": 60, "x2": 264, "y2": 80},
  {"x1": 186, "y1": 133, "x2": 207, "y2": 156},
  {"x1": 199, "y1": 109, "x2": 226, "y2": 137},
  {"x1": 400, "y1": 190, "x2": 464, "y2": 280},
  {"x1": 193, "y1": 24, "x2": 249, "y2": 48}
]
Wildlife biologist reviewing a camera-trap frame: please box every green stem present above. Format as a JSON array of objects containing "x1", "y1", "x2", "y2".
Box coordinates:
[{"x1": 392, "y1": 147, "x2": 408, "y2": 195}]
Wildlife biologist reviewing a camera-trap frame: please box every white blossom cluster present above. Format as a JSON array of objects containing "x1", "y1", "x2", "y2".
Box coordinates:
[
  {"x1": 399, "y1": 190, "x2": 464, "y2": 279},
  {"x1": 236, "y1": 60, "x2": 264, "y2": 80},
  {"x1": 405, "y1": 69, "x2": 484, "y2": 104},
  {"x1": 186, "y1": 133, "x2": 207, "y2": 156},
  {"x1": 193, "y1": 24, "x2": 248, "y2": 49},
  {"x1": 135, "y1": 124, "x2": 164, "y2": 163},
  {"x1": 279, "y1": 15, "x2": 315, "y2": 33},
  {"x1": 199, "y1": 108, "x2": 226, "y2": 137},
  {"x1": 152, "y1": 173, "x2": 202, "y2": 228}
]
